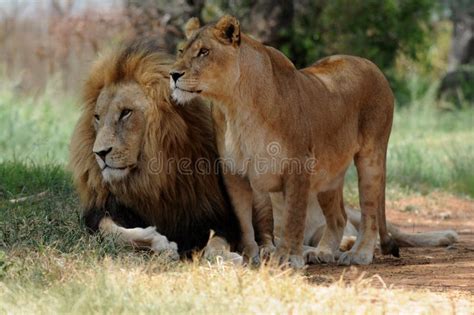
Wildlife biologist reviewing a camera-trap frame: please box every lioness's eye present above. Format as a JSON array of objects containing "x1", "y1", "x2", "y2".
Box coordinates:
[
  {"x1": 178, "y1": 48, "x2": 184, "y2": 54},
  {"x1": 120, "y1": 109, "x2": 132, "y2": 120},
  {"x1": 198, "y1": 48, "x2": 209, "y2": 57},
  {"x1": 94, "y1": 114, "x2": 100, "y2": 122}
]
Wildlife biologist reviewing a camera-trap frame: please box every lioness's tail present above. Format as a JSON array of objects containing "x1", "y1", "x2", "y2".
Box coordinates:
[
  {"x1": 346, "y1": 208, "x2": 458, "y2": 247},
  {"x1": 385, "y1": 223, "x2": 458, "y2": 247}
]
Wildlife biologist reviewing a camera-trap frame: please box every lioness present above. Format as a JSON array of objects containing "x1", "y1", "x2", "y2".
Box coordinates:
[{"x1": 170, "y1": 16, "x2": 399, "y2": 267}]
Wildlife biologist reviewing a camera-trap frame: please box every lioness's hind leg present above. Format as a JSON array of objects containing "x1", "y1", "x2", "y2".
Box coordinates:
[
  {"x1": 338, "y1": 149, "x2": 395, "y2": 265},
  {"x1": 305, "y1": 187, "x2": 346, "y2": 264}
]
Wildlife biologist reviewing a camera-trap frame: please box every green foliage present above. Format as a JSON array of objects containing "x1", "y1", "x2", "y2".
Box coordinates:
[
  {"x1": 281, "y1": 0, "x2": 435, "y2": 70},
  {"x1": 208, "y1": 0, "x2": 438, "y2": 105}
]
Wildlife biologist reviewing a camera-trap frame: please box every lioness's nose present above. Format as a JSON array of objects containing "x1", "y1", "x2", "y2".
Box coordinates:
[
  {"x1": 170, "y1": 71, "x2": 184, "y2": 83},
  {"x1": 94, "y1": 147, "x2": 112, "y2": 162}
]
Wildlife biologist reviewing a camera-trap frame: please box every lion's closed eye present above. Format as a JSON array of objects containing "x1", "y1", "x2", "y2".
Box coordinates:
[{"x1": 120, "y1": 109, "x2": 132, "y2": 120}]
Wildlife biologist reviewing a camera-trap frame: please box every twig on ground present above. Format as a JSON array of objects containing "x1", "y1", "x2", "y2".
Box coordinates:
[{"x1": 9, "y1": 190, "x2": 49, "y2": 204}]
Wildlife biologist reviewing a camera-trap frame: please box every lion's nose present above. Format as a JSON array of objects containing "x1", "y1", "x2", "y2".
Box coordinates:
[
  {"x1": 170, "y1": 71, "x2": 185, "y2": 83},
  {"x1": 94, "y1": 147, "x2": 112, "y2": 162}
]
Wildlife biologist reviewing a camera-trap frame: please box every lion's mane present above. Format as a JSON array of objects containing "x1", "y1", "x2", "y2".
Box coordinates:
[{"x1": 69, "y1": 39, "x2": 240, "y2": 253}]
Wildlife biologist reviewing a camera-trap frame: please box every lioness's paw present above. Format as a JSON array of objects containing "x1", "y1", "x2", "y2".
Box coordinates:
[
  {"x1": 246, "y1": 254, "x2": 261, "y2": 268},
  {"x1": 288, "y1": 255, "x2": 305, "y2": 269},
  {"x1": 304, "y1": 246, "x2": 335, "y2": 264},
  {"x1": 242, "y1": 242, "x2": 261, "y2": 268},
  {"x1": 273, "y1": 250, "x2": 305, "y2": 269},
  {"x1": 259, "y1": 244, "x2": 276, "y2": 260},
  {"x1": 337, "y1": 250, "x2": 373, "y2": 265}
]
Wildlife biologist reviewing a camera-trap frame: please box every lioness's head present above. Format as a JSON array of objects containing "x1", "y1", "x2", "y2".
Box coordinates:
[
  {"x1": 170, "y1": 15, "x2": 241, "y2": 104},
  {"x1": 92, "y1": 83, "x2": 148, "y2": 182}
]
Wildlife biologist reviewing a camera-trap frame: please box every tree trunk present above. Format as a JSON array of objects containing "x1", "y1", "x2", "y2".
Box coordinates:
[{"x1": 125, "y1": 0, "x2": 205, "y2": 53}]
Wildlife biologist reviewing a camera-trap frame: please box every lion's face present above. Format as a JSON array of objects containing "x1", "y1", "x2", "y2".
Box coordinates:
[
  {"x1": 170, "y1": 16, "x2": 241, "y2": 104},
  {"x1": 93, "y1": 82, "x2": 148, "y2": 182}
]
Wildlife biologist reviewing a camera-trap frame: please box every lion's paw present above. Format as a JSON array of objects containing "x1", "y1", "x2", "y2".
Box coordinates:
[
  {"x1": 203, "y1": 248, "x2": 243, "y2": 265},
  {"x1": 151, "y1": 235, "x2": 179, "y2": 261},
  {"x1": 225, "y1": 252, "x2": 244, "y2": 265},
  {"x1": 138, "y1": 226, "x2": 159, "y2": 241}
]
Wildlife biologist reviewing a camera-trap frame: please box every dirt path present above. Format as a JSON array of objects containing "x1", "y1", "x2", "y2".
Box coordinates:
[{"x1": 308, "y1": 192, "x2": 474, "y2": 296}]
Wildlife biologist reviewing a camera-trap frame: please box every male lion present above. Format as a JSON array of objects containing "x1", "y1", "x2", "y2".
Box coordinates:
[
  {"x1": 69, "y1": 39, "x2": 242, "y2": 260},
  {"x1": 170, "y1": 16, "x2": 419, "y2": 267}
]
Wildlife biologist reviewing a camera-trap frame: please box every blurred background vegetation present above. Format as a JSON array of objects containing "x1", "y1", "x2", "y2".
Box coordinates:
[
  {"x1": 0, "y1": 0, "x2": 472, "y2": 106},
  {"x1": 0, "y1": 0, "x2": 473, "y2": 196}
]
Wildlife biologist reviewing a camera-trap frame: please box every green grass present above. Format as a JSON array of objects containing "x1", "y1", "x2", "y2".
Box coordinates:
[
  {"x1": 344, "y1": 92, "x2": 474, "y2": 202},
  {"x1": 388, "y1": 104, "x2": 473, "y2": 196},
  {"x1": 0, "y1": 84, "x2": 78, "y2": 164}
]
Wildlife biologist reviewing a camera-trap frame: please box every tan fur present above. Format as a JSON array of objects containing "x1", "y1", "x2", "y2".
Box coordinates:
[
  {"x1": 171, "y1": 16, "x2": 399, "y2": 266},
  {"x1": 70, "y1": 39, "x2": 240, "y2": 256},
  {"x1": 185, "y1": 17, "x2": 201, "y2": 39}
]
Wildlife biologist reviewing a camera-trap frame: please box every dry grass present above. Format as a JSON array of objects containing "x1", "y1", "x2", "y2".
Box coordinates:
[{"x1": 1, "y1": 251, "x2": 472, "y2": 315}]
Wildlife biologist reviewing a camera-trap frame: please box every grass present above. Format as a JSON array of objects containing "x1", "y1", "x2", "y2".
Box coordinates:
[
  {"x1": 0, "y1": 82, "x2": 473, "y2": 313},
  {"x1": 1, "y1": 163, "x2": 473, "y2": 314},
  {"x1": 0, "y1": 83, "x2": 78, "y2": 164},
  {"x1": 2, "y1": 256, "x2": 472, "y2": 314},
  {"x1": 344, "y1": 86, "x2": 474, "y2": 202}
]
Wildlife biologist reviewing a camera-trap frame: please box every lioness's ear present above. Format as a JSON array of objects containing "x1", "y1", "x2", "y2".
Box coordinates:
[
  {"x1": 214, "y1": 15, "x2": 240, "y2": 46},
  {"x1": 184, "y1": 17, "x2": 200, "y2": 39}
]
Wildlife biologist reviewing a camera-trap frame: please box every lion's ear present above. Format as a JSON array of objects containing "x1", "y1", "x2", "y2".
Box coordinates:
[
  {"x1": 184, "y1": 17, "x2": 201, "y2": 39},
  {"x1": 214, "y1": 15, "x2": 240, "y2": 46}
]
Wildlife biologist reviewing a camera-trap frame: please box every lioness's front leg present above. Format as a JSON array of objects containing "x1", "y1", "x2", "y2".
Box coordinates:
[
  {"x1": 253, "y1": 191, "x2": 276, "y2": 259},
  {"x1": 223, "y1": 173, "x2": 260, "y2": 265},
  {"x1": 275, "y1": 173, "x2": 310, "y2": 269}
]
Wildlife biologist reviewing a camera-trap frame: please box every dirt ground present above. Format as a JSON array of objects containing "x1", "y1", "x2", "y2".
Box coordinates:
[{"x1": 308, "y1": 192, "x2": 474, "y2": 297}]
